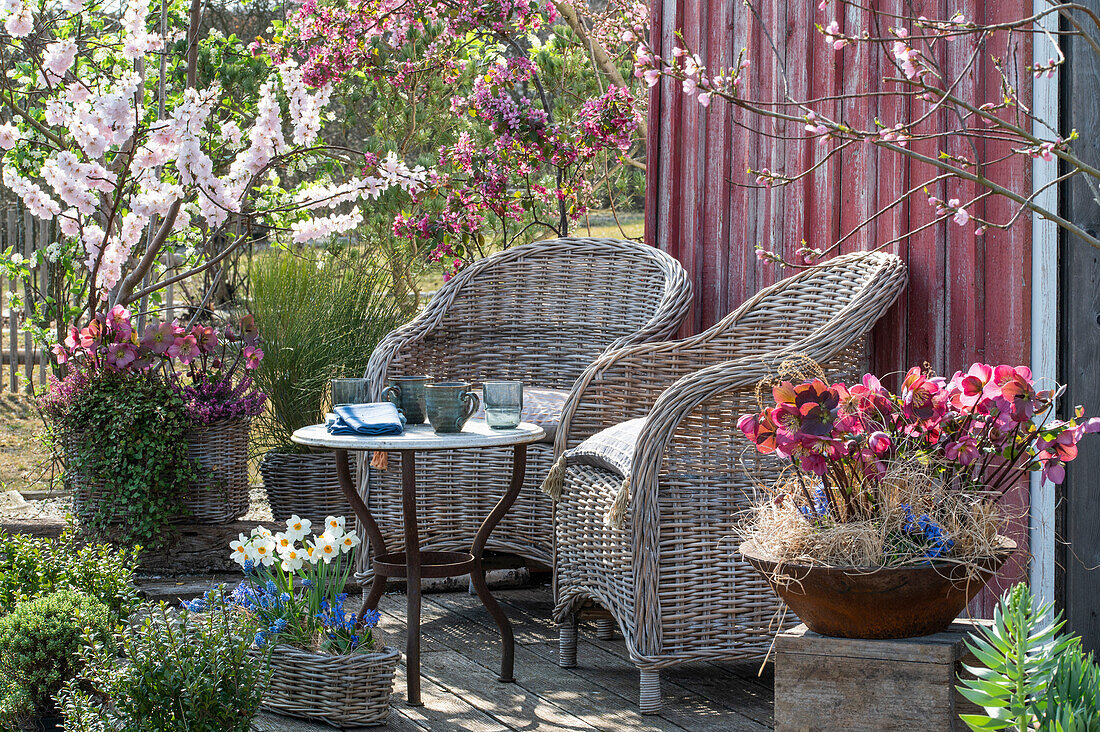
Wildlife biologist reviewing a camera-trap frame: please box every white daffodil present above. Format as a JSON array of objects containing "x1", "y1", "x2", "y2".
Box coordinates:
[
  {"x1": 252, "y1": 537, "x2": 278, "y2": 566},
  {"x1": 229, "y1": 534, "x2": 250, "y2": 566},
  {"x1": 338, "y1": 531, "x2": 361, "y2": 554},
  {"x1": 251, "y1": 525, "x2": 274, "y2": 540},
  {"x1": 284, "y1": 515, "x2": 311, "y2": 542},
  {"x1": 324, "y1": 515, "x2": 346, "y2": 536},
  {"x1": 314, "y1": 533, "x2": 339, "y2": 564},
  {"x1": 273, "y1": 532, "x2": 295, "y2": 553},
  {"x1": 280, "y1": 547, "x2": 305, "y2": 572}
]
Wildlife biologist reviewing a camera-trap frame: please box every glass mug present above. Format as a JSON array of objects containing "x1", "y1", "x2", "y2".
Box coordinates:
[
  {"x1": 330, "y1": 377, "x2": 368, "y2": 406},
  {"x1": 382, "y1": 375, "x2": 431, "y2": 424},
  {"x1": 424, "y1": 382, "x2": 479, "y2": 433},
  {"x1": 482, "y1": 380, "x2": 523, "y2": 429}
]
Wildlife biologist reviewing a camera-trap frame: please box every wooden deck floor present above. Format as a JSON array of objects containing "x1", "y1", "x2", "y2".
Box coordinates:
[{"x1": 255, "y1": 584, "x2": 775, "y2": 731}]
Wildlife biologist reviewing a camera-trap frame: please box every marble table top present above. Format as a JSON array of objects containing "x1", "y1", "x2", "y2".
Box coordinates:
[{"x1": 290, "y1": 419, "x2": 545, "y2": 452}]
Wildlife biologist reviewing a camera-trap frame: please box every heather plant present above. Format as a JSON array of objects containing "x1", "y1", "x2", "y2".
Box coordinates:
[
  {"x1": 0, "y1": 589, "x2": 113, "y2": 727},
  {"x1": 48, "y1": 305, "x2": 268, "y2": 425},
  {"x1": 0, "y1": 528, "x2": 140, "y2": 618},
  {"x1": 60, "y1": 590, "x2": 268, "y2": 732}
]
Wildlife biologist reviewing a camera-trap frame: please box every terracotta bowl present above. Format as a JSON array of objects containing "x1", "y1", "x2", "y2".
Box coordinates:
[{"x1": 739, "y1": 537, "x2": 1017, "y2": 639}]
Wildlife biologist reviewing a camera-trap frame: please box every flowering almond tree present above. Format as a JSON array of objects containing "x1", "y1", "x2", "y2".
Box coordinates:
[
  {"x1": 269, "y1": 0, "x2": 648, "y2": 279},
  {"x1": 0, "y1": 0, "x2": 425, "y2": 349},
  {"x1": 634, "y1": 0, "x2": 1097, "y2": 264}
]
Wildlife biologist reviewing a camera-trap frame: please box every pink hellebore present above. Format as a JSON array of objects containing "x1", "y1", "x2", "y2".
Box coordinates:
[
  {"x1": 901, "y1": 366, "x2": 943, "y2": 421},
  {"x1": 192, "y1": 325, "x2": 219, "y2": 354},
  {"x1": 143, "y1": 322, "x2": 176, "y2": 355},
  {"x1": 952, "y1": 363, "x2": 1001, "y2": 409},
  {"x1": 242, "y1": 346, "x2": 264, "y2": 370},
  {"x1": 175, "y1": 335, "x2": 200, "y2": 365},
  {"x1": 867, "y1": 431, "x2": 892, "y2": 455},
  {"x1": 945, "y1": 437, "x2": 980, "y2": 466},
  {"x1": 105, "y1": 342, "x2": 137, "y2": 370},
  {"x1": 79, "y1": 318, "x2": 105, "y2": 350},
  {"x1": 239, "y1": 315, "x2": 260, "y2": 346},
  {"x1": 106, "y1": 305, "x2": 133, "y2": 340}
]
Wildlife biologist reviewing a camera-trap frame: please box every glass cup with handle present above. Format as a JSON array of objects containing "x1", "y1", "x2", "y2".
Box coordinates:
[{"x1": 482, "y1": 380, "x2": 523, "y2": 429}]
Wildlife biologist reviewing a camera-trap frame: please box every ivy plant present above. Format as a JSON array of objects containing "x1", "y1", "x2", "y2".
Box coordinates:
[{"x1": 40, "y1": 370, "x2": 200, "y2": 549}]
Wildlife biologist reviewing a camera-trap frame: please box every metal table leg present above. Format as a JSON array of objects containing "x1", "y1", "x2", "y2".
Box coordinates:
[
  {"x1": 400, "y1": 449, "x2": 422, "y2": 706},
  {"x1": 470, "y1": 444, "x2": 527, "y2": 682},
  {"x1": 333, "y1": 449, "x2": 389, "y2": 616}
]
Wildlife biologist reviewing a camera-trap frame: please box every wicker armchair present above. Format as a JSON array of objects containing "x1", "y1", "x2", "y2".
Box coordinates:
[
  {"x1": 356, "y1": 237, "x2": 693, "y2": 579},
  {"x1": 549, "y1": 250, "x2": 907, "y2": 713}
]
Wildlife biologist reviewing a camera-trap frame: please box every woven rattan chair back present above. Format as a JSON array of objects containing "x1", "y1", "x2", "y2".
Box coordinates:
[
  {"x1": 358, "y1": 237, "x2": 693, "y2": 576},
  {"x1": 369, "y1": 237, "x2": 692, "y2": 393}
]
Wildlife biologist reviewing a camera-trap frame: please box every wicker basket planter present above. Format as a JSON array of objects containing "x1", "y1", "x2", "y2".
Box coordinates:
[
  {"x1": 260, "y1": 450, "x2": 357, "y2": 532},
  {"x1": 182, "y1": 418, "x2": 252, "y2": 523},
  {"x1": 258, "y1": 644, "x2": 400, "y2": 727},
  {"x1": 67, "y1": 418, "x2": 251, "y2": 525}
]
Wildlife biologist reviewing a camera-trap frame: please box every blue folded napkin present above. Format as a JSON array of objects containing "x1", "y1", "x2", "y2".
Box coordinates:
[{"x1": 326, "y1": 402, "x2": 406, "y2": 436}]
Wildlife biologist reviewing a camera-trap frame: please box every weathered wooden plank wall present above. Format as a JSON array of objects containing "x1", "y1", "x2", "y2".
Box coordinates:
[
  {"x1": 1060, "y1": 0, "x2": 1100, "y2": 653},
  {"x1": 646, "y1": 0, "x2": 1033, "y2": 615}
]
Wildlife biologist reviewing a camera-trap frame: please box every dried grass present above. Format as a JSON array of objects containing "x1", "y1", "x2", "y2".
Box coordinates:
[{"x1": 742, "y1": 460, "x2": 1008, "y2": 568}]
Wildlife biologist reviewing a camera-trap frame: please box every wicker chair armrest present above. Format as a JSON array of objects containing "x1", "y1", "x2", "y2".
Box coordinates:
[{"x1": 553, "y1": 338, "x2": 725, "y2": 456}]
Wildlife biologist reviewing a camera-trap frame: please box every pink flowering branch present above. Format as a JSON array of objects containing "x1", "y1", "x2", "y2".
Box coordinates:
[
  {"x1": 0, "y1": 0, "x2": 433, "y2": 348},
  {"x1": 634, "y1": 1, "x2": 1100, "y2": 264}
]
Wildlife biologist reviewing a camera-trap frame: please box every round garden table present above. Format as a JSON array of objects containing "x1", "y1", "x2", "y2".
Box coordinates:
[{"x1": 291, "y1": 419, "x2": 545, "y2": 706}]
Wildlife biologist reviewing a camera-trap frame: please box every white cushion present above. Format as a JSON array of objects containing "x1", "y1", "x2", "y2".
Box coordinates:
[
  {"x1": 471, "y1": 387, "x2": 569, "y2": 443},
  {"x1": 563, "y1": 418, "x2": 646, "y2": 477}
]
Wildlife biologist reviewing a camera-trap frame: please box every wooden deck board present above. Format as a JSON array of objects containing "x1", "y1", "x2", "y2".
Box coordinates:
[{"x1": 254, "y1": 584, "x2": 774, "y2": 731}]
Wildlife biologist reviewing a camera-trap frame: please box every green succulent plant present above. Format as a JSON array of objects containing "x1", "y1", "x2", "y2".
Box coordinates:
[{"x1": 958, "y1": 583, "x2": 1100, "y2": 731}]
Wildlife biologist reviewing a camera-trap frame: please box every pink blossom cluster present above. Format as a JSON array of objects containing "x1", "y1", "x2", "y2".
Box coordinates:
[
  {"x1": 890, "y1": 28, "x2": 927, "y2": 81},
  {"x1": 737, "y1": 364, "x2": 1100, "y2": 501},
  {"x1": 928, "y1": 195, "x2": 971, "y2": 226},
  {"x1": 634, "y1": 40, "x2": 751, "y2": 108},
  {"x1": 1, "y1": 0, "x2": 34, "y2": 37},
  {"x1": 273, "y1": 0, "x2": 545, "y2": 88},
  {"x1": 49, "y1": 305, "x2": 267, "y2": 424},
  {"x1": 268, "y1": 0, "x2": 643, "y2": 276},
  {"x1": 290, "y1": 208, "x2": 364, "y2": 245},
  {"x1": 0, "y1": 0, "x2": 376, "y2": 302},
  {"x1": 577, "y1": 86, "x2": 640, "y2": 153}
]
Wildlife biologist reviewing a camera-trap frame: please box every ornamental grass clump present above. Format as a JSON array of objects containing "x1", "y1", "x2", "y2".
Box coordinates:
[
  {"x1": 217, "y1": 515, "x2": 381, "y2": 654},
  {"x1": 247, "y1": 251, "x2": 405, "y2": 454},
  {"x1": 737, "y1": 360, "x2": 1100, "y2": 568}
]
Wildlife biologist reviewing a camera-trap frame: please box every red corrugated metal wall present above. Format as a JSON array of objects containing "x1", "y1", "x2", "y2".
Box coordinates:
[{"x1": 646, "y1": 0, "x2": 1032, "y2": 615}]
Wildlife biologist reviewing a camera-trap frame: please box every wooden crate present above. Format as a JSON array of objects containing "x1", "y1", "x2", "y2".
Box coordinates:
[{"x1": 774, "y1": 621, "x2": 989, "y2": 731}]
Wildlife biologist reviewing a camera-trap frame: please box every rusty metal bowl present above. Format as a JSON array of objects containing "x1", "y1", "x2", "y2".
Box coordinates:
[{"x1": 739, "y1": 537, "x2": 1017, "y2": 639}]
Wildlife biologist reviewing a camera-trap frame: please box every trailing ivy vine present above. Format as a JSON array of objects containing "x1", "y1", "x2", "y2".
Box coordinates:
[{"x1": 41, "y1": 370, "x2": 200, "y2": 549}]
